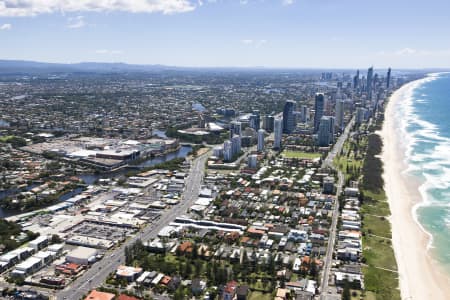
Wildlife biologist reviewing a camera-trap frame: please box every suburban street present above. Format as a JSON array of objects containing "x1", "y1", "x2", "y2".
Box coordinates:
[
  {"x1": 320, "y1": 117, "x2": 355, "y2": 300},
  {"x1": 57, "y1": 151, "x2": 210, "y2": 300}
]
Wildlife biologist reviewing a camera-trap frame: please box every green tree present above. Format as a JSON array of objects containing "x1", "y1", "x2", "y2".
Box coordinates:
[{"x1": 51, "y1": 234, "x2": 63, "y2": 244}]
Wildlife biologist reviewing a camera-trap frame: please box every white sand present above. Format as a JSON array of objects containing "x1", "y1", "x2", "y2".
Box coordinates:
[{"x1": 381, "y1": 79, "x2": 450, "y2": 299}]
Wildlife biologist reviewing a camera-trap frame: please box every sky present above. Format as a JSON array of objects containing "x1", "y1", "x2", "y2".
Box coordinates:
[{"x1": 0, "y1": 0, "x2": 450, "y2": 69}]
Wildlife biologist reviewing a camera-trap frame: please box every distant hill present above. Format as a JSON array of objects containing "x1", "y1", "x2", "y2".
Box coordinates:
[
  {"x1": 0, "y1": 60, "x2": 355, "y2": 76},
  {"x1": 0, "y1": 60, "x2": 174, "y2": 75},
  {"x1": 0, "y1": 59, "x2": 442, "y2": 76}
]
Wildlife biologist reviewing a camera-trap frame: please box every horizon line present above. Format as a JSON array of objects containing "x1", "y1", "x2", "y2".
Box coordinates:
[{"x1": 1, "y1": 59, "x2": 449, "y2": 72}]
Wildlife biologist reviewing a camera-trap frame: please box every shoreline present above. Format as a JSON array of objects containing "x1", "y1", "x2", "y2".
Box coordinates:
[{"x1": 381, "y1": 77, "x2": 450, "y2": 299}]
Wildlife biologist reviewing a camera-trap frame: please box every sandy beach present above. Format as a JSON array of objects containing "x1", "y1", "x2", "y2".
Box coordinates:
[{"x1": 381, "y1": 80, "x2": 450, "y2": 299}]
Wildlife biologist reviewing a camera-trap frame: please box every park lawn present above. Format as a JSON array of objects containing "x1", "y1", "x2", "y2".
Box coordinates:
[
  {"x1": 362, "y1": 193, "x2": 399, "y2": 300},
  {"x1": 363, "y1": 215, "x2": 392, "y2": 238},
  {"x1": 334, "y1": 155, "x2": 363, "y2": 181},
  {"x1": 361, "y1": 189, "x2": 391, "y2": 217},
  {"x1": 363, "y1": 266, "x2": 400, "y2": 300},
  {"x1": 364, "y1": 291, "x2": 377, "y2": 300},
  {"x1": 362, "y1": 235, "x2": 397, "y2": 271},
  {"x1": 248, "y1": 291, "x2": 272, "y2": 300},
  {"x1": 363, "y1": 190, "x2": 386, "y2": 202},
  {"x1": 333, "y1": 138, "x2": 364, "y2": 180},
  {"x1": 248, "y1": 277, "x2": 274, "y2": 293},
  {"x1": 281, "y1": 151, "x2": 321, "y2": 159},
  {"x1": 360, "y1": 201, "x2": 391, "y2": 218}
]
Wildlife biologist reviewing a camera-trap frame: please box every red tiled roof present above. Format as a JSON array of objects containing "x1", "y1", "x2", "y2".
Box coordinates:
[
  {"x1": 84, "y1": 290, "x2": 115, "y2": 300},
  {"x1": 117, "y1": 295, "x2": 141, "y2": 300}
]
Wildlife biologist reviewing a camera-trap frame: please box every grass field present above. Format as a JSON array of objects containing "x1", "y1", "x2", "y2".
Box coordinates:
[
  {"x1": 362, "y1": 215, "x2": 392, "y2": 238},
  {"x1": 364, "y1": 291, "x2": 377, "y2": 300},
  {"x1": 360, "y1": 201, "x2": 391, "y2": 218},
  {"x1": 334, "y1": 155, "x2": 363, "y2": 177},
  {"x1": 333, "y1": 137, "x2": 365, "y2": 182},
  {"x1": 362, "y1": 235, "x2": 397, "y2": 271},
  {"x1": 361, "y1": 190, "x2": 400, "y2": 300},
  {"x1": 336, "y1": 132, "x2": 400, "y2": 300},
  {"x1": 281, "y1": 150, "x2": 321, "y2": 159},
  {"x1": 363, "y1": 266, "x2": 400, "y2": 300}
]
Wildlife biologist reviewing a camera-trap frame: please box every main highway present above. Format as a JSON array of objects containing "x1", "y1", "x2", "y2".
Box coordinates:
[
  {"x1": 57, "y1": 151, "x2": 210, "y2": 300},
  {"x1": 320, "y1": 117, "x2": 354, "y2": 300}
]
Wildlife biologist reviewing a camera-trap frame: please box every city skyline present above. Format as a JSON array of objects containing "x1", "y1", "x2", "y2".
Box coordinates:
[{"x1": 1, "y1": 0, "x2": 450, "y2": 69}]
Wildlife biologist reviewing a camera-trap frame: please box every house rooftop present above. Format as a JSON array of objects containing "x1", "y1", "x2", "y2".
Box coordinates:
[{"x1": 84, "y1": 290, "x2": 115, "y2": 300}]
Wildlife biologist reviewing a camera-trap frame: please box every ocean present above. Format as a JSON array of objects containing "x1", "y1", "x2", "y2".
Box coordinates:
[{"x1": 394, "y1": 72, "x2": 450, "y2": 273}]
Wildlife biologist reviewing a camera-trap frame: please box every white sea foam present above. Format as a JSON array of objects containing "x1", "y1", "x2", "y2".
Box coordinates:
[
  {"x1": 412, "y1": 201, "x2": 435, "y2": 250},
  {"x1": 393, "y1": 73, "x2": 449, "y2": 251},
  {"x1": 445, "y1": 215, "x2": 450, "y2": 228}
]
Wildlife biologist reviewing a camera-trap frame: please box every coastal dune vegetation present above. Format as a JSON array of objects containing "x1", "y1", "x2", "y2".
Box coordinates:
[{"x1": 335, "y1": 110, "x2": 400, "y2": 300}]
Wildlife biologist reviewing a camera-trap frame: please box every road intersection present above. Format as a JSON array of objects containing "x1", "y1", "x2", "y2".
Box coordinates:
[{"x1": 57, "y1": 151, "x2": 210, "y2": 300}]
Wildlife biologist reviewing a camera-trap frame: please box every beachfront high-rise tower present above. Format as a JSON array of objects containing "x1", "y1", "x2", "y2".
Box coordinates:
[
  {"x1": 314, "y1": 93, "x2": 325, "y2": 133},
  {"x1": 282, "y1": 100, "x2": 296, "y2": 134}
]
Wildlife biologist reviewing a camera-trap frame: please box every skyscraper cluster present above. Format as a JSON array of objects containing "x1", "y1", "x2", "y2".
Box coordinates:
[
  {"x1": 262, "y1": 115, "x2": 275, "y2": 132},
  {"x1": 249, "y1": 110, "x2": 261, "y2": 131},
  {"x1": 229, "y1": 121, "x2": 242, "y2": 138},
  {"x1": 222, "y1": 134, "x2": 242, "y2": 162}
]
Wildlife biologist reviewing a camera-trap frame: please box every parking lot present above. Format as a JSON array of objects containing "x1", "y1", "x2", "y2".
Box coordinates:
[{"x1": 67, "y1": 221, "x2": 136, "y2": 242}]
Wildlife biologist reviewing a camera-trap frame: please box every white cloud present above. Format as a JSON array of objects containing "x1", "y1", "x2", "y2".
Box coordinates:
[
  {"x1": 395, "y1": 48, "x2": 417, "y2": 55},
  {"x1": 241, "y1": 39, "x2": 254, "y2": 45},
  {"x1": 241, "y1": 39, "x2": 267, "y2": 48},
  {"x1": 282, "y1": 0, "x2": 294, "y2": 5},
  {"x1": 0, "y1": 23, "x2": 11, "y2": 30},
  {"x1": 0, "y1": 0, "x2": 195, "y2": 17},
  {"x1": 95, "y1": 49, "x2": 123, "y2": 55},
  {"x1": 67, "y1": 15, "x2": 85, "y2": 29}
]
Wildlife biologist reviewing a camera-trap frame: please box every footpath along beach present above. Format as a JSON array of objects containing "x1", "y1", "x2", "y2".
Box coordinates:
[{"x1": 381, "y1": 78, "x2": 450, "y2": 300}]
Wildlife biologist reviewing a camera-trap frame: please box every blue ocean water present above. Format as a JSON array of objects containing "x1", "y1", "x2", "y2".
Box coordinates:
[{"x1": 396, "y1": 73, "x2": 450, "y2": 273}]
